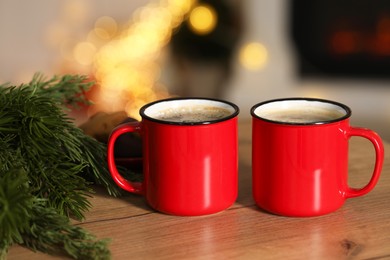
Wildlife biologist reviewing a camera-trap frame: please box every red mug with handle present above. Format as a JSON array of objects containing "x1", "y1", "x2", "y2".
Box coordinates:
[
  {"x1": 107, "y1": 98, "x2": 239, "y2": 216},
  {"x1": 251, "y1": 98, "x2": 384, "y2": 217}
]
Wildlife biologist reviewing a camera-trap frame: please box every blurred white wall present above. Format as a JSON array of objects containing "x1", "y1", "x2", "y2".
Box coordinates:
[{"x1": 0, "y1": 0, "x2": 389, "y2": 140}]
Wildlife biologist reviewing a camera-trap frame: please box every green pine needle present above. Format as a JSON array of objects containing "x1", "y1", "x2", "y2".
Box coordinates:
[
  {"x1": 0, "y1": 74, "x2": 129, "y2": 259},
  {"x1": 0, "y1": 169, "x2": 34, "y2": 245},
  {"x1": 23, "y1": 202, "x2": 110, "y2": 260}
]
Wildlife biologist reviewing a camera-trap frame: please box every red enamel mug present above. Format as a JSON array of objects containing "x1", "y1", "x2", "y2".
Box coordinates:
[
  {"x1": 107, "y1": 98, "x2": 239, "y2": 216},
  {"x1": 251, "y1": 98, "x2": 384, "y2": 217}
]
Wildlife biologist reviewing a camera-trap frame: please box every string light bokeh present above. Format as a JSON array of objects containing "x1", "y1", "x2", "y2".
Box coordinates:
[
  {"x1": 92, "y1": 0, "x2": 197, "y2": 120},
  {"x1": 188, "y1": 4, "x2": 217, "y2": 35},
  {"x1": 46, "y1": 0, "x2": 268, "y2": 120},
  {"x1": 239, "y1": 42, "x2": 268, "y2": 70}
]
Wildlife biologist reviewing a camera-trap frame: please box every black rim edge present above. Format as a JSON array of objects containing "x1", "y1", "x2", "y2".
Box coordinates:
[
  {"x1": 140, "y1": 97, "x2": 240, "y2": 125},
  {"x1": 250, "y1": 97, "x2": 352, "y2": 125}
]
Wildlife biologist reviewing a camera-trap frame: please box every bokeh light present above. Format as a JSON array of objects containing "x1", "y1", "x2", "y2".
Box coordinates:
[
  {"x1": 73, "y1": 42, "x2": 96, "y2": 66},
  {"x1": 92, "y1": 0, "x2": 197, "y2": 119},
  {"x1": 48, "y1": 0, "x2": 198, "y2": 120},
  {"x1": 239, "y1": 42, "x2": 268, "y2": 70},
  {"x1": 94, "y1": 16, "x2": 118, "y2": 40},
  {"x1": 188, "y1": 4, "x2": 217, "y2": 35}
]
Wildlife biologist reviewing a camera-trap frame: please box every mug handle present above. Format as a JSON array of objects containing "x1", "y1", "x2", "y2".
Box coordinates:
[
  {"x1": 345, "y1": 127, "x2": 384, "y2": 198},
  {"x1": 107, "y1": 122, "x2": 143, "y2": 195}
]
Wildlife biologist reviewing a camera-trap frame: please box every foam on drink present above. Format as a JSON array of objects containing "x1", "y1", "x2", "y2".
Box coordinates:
[
  {"x1": 155, "y1": 106, "x2": 232, "y2": 123},
  {"x1": 253, "y1": 99, "x2": 348, "y2": 124}
]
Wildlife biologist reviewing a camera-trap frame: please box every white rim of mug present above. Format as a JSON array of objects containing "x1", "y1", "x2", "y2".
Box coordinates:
[
  {"x1": 250, "y1": 97, "x2": 352, "y2": 125},
  {"x1": 140, "y1": 97, "x2": 240, "y2": 125}
]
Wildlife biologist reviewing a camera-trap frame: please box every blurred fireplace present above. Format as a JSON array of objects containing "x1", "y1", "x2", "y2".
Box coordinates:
[{"x1": 290, "y1": 0, "x2": 390, "y2": 79}]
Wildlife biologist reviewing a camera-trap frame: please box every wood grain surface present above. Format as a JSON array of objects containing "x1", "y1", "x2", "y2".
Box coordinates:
[{"x1": 8, "y1": 121, "x2": 390, "y2": 260}]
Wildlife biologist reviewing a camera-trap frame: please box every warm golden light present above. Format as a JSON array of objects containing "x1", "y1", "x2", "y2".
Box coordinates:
[
  {"x1": 239, "y1": 42, "x2": 268, "y2": 70},
  {"x1": 94, "y1": 16, "x2": 118, "y2": 40},
  {"x1": 49, "y1": 0, "x2": 198, "y2": 119},
  {"x1": 73, "y1": 42, "x2": 96, "y2": 66},
  {"x1": 92, "y1": 0, "x2": 197, "y2": 119},
  {"x1": 188, "y1": 4, "x2": 217, "y2": 35}
]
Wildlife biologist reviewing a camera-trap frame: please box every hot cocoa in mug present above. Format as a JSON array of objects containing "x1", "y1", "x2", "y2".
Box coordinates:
[
  {"x1": 257, "y1": 102, "x2": 346, "y2": 124},
  {"x1": 153, "y1": 105, "x2": 232, "y2": 123},
  {"x1": 107, "y1": 98, "x2": 239, "y2": 216},
  {"x1": 251, "y1": 98, "x2": 384, "y2": 217}
]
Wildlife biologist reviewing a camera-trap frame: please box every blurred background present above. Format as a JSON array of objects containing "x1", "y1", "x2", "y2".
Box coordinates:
[{"x1": 0, "y1": 0, "x2": 389, "y2": 140}]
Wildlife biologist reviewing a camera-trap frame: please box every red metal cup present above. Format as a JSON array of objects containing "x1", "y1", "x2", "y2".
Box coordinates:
[
  {"x1": 251, "y1": 98, "x2": 384, "y2": 217},
  {"x1": 107, "y1": 98, "x2": 239, "y2": 216}
]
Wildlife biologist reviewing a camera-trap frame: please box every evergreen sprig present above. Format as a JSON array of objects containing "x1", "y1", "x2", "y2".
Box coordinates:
[
  {"x1": 0, "y1": 169, "x2": 33, "y2": 246},
  {"x1": 0, "y1": 74, "x2": 124, "y2": 259},
  {"x1": 23, "y1": 202, "x2": 110, "y2": 260}
]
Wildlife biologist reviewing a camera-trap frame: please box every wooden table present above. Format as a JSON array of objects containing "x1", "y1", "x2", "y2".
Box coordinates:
[{"x1": 8, "y1": 121, "x2": 390, "y2": 259}]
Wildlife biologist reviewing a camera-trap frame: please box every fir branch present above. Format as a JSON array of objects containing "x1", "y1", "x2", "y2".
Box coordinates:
[
  {"x1": 27, "y1": 73, "x2": 93, "y2": 109},
  {"x1": 22, "y1": 202, "x2": 110, "y2": 260},
  {"x1": 6, "y1": 74, "x2": 125, "y2": 196},
  {"x1": 75, "y1": 131, "x2": 123, "y2": 197},
  {"x1": 0, "y1": 169, "x2": 34, "y2": 250},
  {"x1": 0, "y1": 74, "x2": 122, "y2": 259},
  {"x1": 1, "y1": 84, "x2": 93, "y2": 219}
]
